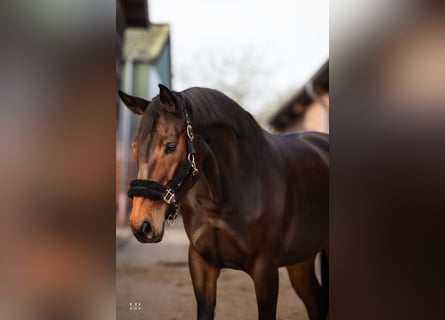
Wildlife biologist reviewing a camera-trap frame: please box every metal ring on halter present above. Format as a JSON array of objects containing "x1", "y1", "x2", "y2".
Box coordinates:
[
  {"x1": 186, "y1": 124, "x2": 194, "y2": 140},
  {"x1": 188, "y1": 154, "x2": 199, "y2": 175},
  {"x1": 166, "y1": 209, "x2": 179, "y2": 227}
]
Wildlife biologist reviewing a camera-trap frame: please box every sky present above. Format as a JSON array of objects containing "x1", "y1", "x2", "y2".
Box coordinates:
[{"x1": 149, "y1": 0, "x2": 329, "y2": 115}]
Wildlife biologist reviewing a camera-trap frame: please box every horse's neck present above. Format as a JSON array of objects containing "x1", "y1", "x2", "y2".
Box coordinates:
[
  {"x1": 196, "y1": 138, "x2": 224, "y2": 205},
  {"x1": 193, "y1": 128, "x2": 270, "y2": 207}
]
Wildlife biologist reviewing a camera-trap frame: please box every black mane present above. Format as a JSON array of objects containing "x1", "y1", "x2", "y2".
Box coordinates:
[
  {"x1": 137, "y1": 87, "x2": 263, "y2": 142},
  {"x1": 183, "y1": 87, "x2": 263, "y2": 138}
]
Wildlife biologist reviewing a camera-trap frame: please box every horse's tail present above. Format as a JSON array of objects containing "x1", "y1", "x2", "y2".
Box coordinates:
[{"x1": 321, "y1": 249, "x2": 329, "y2": 299}]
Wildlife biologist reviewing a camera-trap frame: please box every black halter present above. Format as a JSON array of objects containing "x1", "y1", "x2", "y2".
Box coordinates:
[{"x1": 127, "y1": 108, "x2": 199, "y2": 226}]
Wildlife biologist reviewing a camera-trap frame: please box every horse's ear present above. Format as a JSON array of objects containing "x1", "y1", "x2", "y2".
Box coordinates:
[
  {"x1": 158, "y1": 84, "x2": 180, "y2": 114},
  {"x1": 118, "y1": 90, "x2": 150, "y2": 115}
]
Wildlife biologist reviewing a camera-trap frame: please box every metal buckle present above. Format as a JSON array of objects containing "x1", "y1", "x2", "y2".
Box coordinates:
[{"x1": 163, "y1": 188, "x2": 176, "y2": 204}]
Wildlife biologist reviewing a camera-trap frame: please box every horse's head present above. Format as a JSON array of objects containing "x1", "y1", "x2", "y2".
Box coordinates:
[{"x1": 119, "y1": 85, "x2": 197, "y2": 243}]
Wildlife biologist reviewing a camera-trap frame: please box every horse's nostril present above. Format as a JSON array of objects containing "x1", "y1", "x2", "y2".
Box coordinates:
[{"x1": 141, "y1": 221, "x2": 154, "y2": 239}]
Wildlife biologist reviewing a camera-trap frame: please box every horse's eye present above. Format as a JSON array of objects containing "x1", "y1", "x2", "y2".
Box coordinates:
[{"x1": 165, "y1": 143, "x2": 177, "y2": 154}]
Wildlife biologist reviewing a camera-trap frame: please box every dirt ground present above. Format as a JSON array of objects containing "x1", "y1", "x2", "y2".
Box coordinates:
[{"x1": 117, "y1": 219, "x2": 310, "y2": 320}]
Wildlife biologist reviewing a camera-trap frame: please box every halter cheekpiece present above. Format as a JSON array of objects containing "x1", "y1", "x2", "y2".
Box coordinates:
[{"x1": 127, "y1": 106, "x2": 199, "y2": 226}]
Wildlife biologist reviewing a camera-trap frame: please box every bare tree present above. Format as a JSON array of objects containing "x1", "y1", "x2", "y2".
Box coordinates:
[{"x1": 175, "y1": 47, "x2": 272, "y2": 115}]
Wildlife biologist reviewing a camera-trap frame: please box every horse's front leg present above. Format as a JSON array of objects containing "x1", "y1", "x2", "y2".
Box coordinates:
[
  {"x1": 188, "y1": 246, "x2": 221, "y2": 320},
  {"x1": 250, "y1": 257, "x2": 279, "y2": 320}
]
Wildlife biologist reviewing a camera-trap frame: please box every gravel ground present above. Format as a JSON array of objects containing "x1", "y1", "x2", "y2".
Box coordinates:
[{"x1": 116, "y1": 219, "x2": 309, "y2": 320}]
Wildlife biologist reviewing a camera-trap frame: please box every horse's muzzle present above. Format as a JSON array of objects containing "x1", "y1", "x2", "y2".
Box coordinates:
[{"x1": 131, "y1": 220, "x2": 163, "y2": 243}]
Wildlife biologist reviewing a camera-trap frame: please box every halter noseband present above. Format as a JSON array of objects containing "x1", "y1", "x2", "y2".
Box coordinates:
[{"x1": 127, "y1": 107, "x2": 199, "y2": 226}]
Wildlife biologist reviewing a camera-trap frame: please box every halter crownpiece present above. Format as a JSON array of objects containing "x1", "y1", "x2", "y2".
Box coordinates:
[{"x1": 127, "y1": 106, "x2": 199, "y2": 226}]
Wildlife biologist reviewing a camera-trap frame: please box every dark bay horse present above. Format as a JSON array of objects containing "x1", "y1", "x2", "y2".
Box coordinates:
[{"x1": 119, "y1": 85, "x2": 329, "y2": 320}]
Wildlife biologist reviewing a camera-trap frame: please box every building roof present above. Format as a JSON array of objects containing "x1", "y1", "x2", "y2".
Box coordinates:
[
  {"x1": 120, "y1": 0, "x2": 149, "y2": 27},
  {"x1": 123, "y1": 24, "x2": 170, "y2": 61},
  {"x1": 269, "y1": 61, "x2": 329, "y2": 131}
]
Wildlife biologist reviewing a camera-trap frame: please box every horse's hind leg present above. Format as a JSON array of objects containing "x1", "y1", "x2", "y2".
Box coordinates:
[{"x1": 287, "y1": 255, "x2": 328, "y2": 320}]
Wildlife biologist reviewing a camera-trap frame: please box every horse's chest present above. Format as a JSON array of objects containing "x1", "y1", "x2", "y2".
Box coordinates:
[{"x1": 189, "y1": 218, "x2": 249, "y2": 270}]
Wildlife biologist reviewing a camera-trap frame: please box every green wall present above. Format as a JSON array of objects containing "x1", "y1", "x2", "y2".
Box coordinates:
[
  {"x1": 155, "y1": 40, "x2": 171, "y2": 88},
  {"x1": 132, "y1": 62, "x2": 150, "y2": 99}
]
